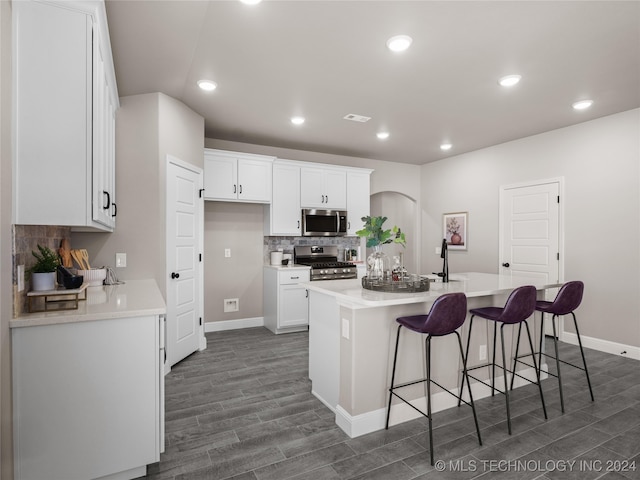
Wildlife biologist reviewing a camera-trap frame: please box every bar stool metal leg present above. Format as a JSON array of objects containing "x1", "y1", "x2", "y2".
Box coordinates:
[
  {"x1": 385, "y1": 325, "x2": 402, "y2": 429},
  {"x1": 538, "y1": 312, "x2": 545, "y2": 379},
  {"x1": 456, "y1": 331, "x2": 482, "y2": 446},
  {"x1": 492, "y1": 322, "x2": 498, "y2": 396},
  {"x1": 426, "y1": 335, "x2": 434, "y2": 466},
  {"x1": 550, "y1": 314, "x2": 565, "y2": 413},
  {"x1": 510, "y1": 323, "x2": 524, "y2": 391},
  {"x1": 572, "y1": 312, "x2": 594, "y2": 402},
  {"x1": 458, "y1": 315, "x2": 475, "y2": 407},
  {"x1": 500, "y1": 324, "x2": 512, "y2": 434},
  {"x1": 525, "y1": 320, "x2": 548, "y2": 420}
]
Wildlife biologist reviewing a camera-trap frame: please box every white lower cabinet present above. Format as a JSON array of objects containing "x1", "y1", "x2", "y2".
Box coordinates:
[
  {"x1": 264, "y1": 267, "x2": 310, "y2": 334},
  {"x1": 12, "y1": 315, "x2": 163, "y2": 480}
]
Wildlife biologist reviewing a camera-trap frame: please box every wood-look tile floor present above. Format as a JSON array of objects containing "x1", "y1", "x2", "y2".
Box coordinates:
[{"x1": 145, "y1": 327, "x2": 640, "y2": 480}]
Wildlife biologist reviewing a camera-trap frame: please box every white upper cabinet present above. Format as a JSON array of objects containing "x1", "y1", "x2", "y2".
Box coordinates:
[
  {"x1": 203, "y1": 149, "x2": 274, "y2": 203},
  {"x1": 13, "y1": 0, "x2": 118, "y2": 232},
  {"x1": 265, "y1": 160, "x2": 301, "y2": 236},
  {"x1": 346, "y1": 169, "x2": 372, "y2": 235},
  {"x1": 300, "y1": 166, "x2": 347, "y2": 209}
]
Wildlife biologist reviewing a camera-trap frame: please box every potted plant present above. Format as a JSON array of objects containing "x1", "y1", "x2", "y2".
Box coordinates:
[
  {"x1": 28, "y1": 244, "x2": 61, "y2": 291},
  {"x1": 356, "y1": 216, "x2": 406, "y2": 280}
]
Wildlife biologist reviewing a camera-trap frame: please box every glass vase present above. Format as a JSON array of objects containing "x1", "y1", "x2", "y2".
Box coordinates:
[{"x1": 367, "y1": 245, "x2": 391, "y2": 281}]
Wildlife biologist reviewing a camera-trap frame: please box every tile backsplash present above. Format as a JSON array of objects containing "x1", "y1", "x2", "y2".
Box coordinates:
[
  {"x1": 264, "y1": 236, "x2": 362, "y2": 264},
  {"x1": 12, "y1": 225, "x2": 71, "y2": 317}
]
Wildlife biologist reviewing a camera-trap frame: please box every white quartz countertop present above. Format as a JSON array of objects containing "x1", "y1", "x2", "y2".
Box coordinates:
[
  {"x1": 303, "y1": 272, "x2": 561, "y2": 308},
  {"x1": 11, "y1": 279, "x2": 166, "y2": 328}
]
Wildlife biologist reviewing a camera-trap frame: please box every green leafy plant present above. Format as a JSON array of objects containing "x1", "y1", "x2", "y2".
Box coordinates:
[
  {"x1": 356, "y1": 216, "x2": 406, "y2": 248},
  {"x1": 28, "y1": 244, "x2": 60, "y2": 275}
]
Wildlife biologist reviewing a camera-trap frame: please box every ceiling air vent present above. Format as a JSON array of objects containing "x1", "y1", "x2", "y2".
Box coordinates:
[{"x1": 343, "y1": 113, "x2": 371, "y2": 123}]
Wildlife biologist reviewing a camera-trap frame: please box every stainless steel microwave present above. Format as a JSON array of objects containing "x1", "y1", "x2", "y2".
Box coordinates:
[{"x1": 301, "y1": 209, "x2": 347, "y2": 236}]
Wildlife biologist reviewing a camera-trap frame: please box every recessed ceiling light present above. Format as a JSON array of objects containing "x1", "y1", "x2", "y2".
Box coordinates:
[
  {"x1": 197, "y1": 79, "x2": 217, "y2": 91},
  {"x1": 572, "y1": 99, "x2": 593, "y2": 110},
  {"x1": 386, "y1": 35, "x2": 413, "y2": 53},
  {"x1": 376, "y1": 132, "x2": 390, "y2": 140},
  {"x1": 239, "y1": 0, "x2": 262, "y2": 5},
  {"x1": 498, "y1": 75, "x2": 522, "y2": 87},
  {"x1": 291, "y1": 116, "x2": 305, "y2": 125},
  {"x1": 440, "y1": 143, "x2": 452, "y2": 151}
]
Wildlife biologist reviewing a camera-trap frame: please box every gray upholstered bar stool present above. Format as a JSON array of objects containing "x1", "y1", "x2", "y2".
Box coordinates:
[
  {"x1": 385, "y1": 292, "x2": 482, "y2": 466},
  {"x1": 512, "y1": 280, "x2": 593, "y2": 413},
  {"x1": 459, "y1": 285, "x2": 547, "y2": 434}
]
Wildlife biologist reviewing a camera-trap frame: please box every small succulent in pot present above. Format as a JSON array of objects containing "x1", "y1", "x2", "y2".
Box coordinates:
[{"x1": 28, "y1": 245, "x2": 61, "y2": 291}]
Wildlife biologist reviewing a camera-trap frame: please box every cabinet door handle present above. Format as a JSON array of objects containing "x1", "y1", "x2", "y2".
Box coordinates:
[
  {"x1": 348, "y1": 221, "x2": 350, "y2": 229},
  {"x1": 297, "y1": 220, "x2": 300, "y2": 229},
  {"x1": 233, "y1": 184, "x2": 237, "y2": 194},
  {"x1": 103, "y1": 191, "x2": 110, "y2": 209},
  {"x1": 306, "y1": 289, "x2": 308, "y2": 298},
  {"x1": 239, "y1": 185, "x2": 242, "y2": 194},
  {"x1": 325, "y1": 195, "x2": 328, "y2": 203},
  {"x1": 321, "y1": 195, "x2": 325, "y2": 203},
  {"x1": 502, "y1": 262, "x2": 510, "y2": 268},
  {"x1": 171, "y1": 272, "x2": 180, "y2": 279},
  {"x1": 112, "y1": 202, "x2": 117, "y2": 218}
]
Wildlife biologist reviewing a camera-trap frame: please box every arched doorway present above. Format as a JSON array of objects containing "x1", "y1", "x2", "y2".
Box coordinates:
[{"x1": 370, "y1": 191, "x2": 418, "y2": 274}]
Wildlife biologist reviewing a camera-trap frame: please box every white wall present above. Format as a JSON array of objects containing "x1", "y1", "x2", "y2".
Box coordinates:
[
  {"x1": 72, "y1": 93, "x2": 204, "y2": 296},
  {"x1": 204, "y1": 202, "x2": 265, "y2": 323},
  {"x1": 421, "y1": 109, "x2": 640, "y2": 348}
]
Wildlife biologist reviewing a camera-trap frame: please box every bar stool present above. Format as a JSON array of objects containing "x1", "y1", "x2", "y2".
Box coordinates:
[
  {"x1": 512, "y1": 281, "x2": 593, "y2": 413},
  {"x1": 385, "y1": 293, "x2": 482, "y2": 466},
  {"x1": 459, "y1": 285, "x2": 547, "y2": 434}
]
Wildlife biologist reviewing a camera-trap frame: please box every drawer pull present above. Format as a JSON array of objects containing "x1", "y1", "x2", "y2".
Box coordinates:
[{"x1": 291, "y1": 276, "x2": 299, "y2": 280}]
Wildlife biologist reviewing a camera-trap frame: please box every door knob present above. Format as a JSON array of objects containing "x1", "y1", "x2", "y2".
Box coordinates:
[
  {"x1": 502, "y1": 262, "x2": 510, "y2": 268},
  {"x1": 171, "y1": 272, "x2": 180, "y2": 279}
]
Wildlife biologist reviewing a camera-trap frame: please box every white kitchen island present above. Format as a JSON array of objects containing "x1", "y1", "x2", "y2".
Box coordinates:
[
  {"x1": 10, "y1": 280, "x2": 166, "y2": 480},
  {"x1": 304, "y1": 272, "x2": 560, "y2": 438}
]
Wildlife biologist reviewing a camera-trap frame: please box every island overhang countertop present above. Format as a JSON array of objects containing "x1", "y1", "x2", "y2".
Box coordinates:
[{"x1": 303, "y1": 271, "x2": 561, "y2": 308}]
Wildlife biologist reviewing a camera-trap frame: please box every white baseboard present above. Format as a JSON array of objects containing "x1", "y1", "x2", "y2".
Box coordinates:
[
  {"x1": 204, "y1": 317, "x2": 264, "y2": 332},
  {"x1": 562, "y1": 331, "x2": 640, "y2": 360},
  {"x1": 335, "y1": 366, "x2": 542, "y2": 438}
]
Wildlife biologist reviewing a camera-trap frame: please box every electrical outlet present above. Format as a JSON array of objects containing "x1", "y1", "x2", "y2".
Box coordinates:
[
  {"x1": 479, "y1": 344, "x2": 487, "y2": 361},
  {"x1": 224, "y1": 248, "x2": 231, "y2": 258},
  {"x1": 17, "y1": 265, "x2": 25, "y2": 292},
  {"x1": 224, "y1": 298, "x2": 239, "y2": 312},
  {"x1": 341, "y1": 318, "x2": 350, "y2": 339}
]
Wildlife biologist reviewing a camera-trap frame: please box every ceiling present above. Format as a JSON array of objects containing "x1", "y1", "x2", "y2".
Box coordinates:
[{"x1": 104, "y1": 1, "x2": 640, "y2": 165}]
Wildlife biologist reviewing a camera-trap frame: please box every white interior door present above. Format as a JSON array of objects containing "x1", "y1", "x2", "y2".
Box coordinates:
[
  {"x1": 167, "y1": 158, "x2": 203, "y2": 367},
  {"x1": 500, "y1": 179, "x2": 562, "y2": 336}
]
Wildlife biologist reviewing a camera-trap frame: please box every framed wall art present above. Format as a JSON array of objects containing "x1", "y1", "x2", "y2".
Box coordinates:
[{"x1": 443, "y1": 212, "x2": 467, "y2": 250}]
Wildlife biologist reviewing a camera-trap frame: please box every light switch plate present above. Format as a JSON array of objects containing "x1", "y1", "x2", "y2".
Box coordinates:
[
  {"x1": 116, "y1": 253, "x2": 127, "y2": 268},
  {"x1": 224, "y1": 248, "x2": 231, "y2": 258}
]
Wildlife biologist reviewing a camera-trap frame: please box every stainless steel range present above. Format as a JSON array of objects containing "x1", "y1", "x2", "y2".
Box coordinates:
[{"x1": 294, "y1": 245, "x2": 357, "y2": 281}]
